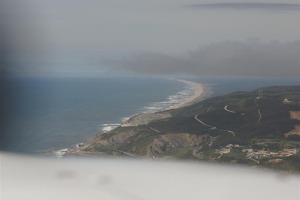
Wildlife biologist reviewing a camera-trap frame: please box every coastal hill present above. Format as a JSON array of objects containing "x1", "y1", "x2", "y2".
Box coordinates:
[{"x1": 81, "y1": 86, "x2": 300, "y2": 172}]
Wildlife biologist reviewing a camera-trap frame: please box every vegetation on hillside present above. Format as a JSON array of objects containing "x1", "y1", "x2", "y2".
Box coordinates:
[{"x1": 84, "y1": 86, "x2": 300, "y2": 172}]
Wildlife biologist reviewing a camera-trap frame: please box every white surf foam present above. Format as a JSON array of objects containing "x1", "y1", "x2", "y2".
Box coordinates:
[
  {"x1": 141, "y1": 81, "x2": 197, "y2": 113},
  {"x1": 102, "y1": 79, "x2": 200, "y2": 133},
  {"x1": 101, "y1": 123, "x2": 120, "y2": 133}
]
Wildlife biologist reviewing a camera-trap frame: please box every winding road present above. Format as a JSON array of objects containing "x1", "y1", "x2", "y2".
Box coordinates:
[
  {"x1": 150, "y1": 127, "x2": 160, "y2": 133},
  {"x1": 224, "y1": 105, "x2": 236, "y2": 113},
  {"x1": 194, "y1": 115, "x2": 236, "y2": 136}
]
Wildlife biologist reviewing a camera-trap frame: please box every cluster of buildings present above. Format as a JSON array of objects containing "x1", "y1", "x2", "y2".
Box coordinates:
[
  {"x1": 215, "y1": 144, "x2": 241, "y2": 154},
  {"x1": 282, "y1": 98, "x2": 300, "y2": 104},
  {"x1": 215, "y1": 143, "x2": 299, "y2": 163},
  {"x1": 244, "y1": 148, "x2": 298, "y2": 161},
  {"x1": 282, "y1": 98, "x2": 293, "y2": 104}
]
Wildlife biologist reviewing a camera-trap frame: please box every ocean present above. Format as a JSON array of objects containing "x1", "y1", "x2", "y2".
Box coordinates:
[
  {"x1": 0, "y1": 76, "x2": 299, "y2": 154},
  {"x1": 0, "y1": 76, "x2": 187, "y2": 154}
]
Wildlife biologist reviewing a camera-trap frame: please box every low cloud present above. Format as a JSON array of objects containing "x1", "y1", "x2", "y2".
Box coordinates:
[
  {"x1": 186, "y1": 3, "x2": 300, "y2": 11},
  {"x1": 107, "y1": 40, "x2": 300, "y2": 77}
]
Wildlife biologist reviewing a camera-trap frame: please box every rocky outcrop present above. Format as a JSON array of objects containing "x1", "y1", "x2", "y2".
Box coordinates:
[{"x1": 122, "y1": 112, "x2": 171, "y2": 126}]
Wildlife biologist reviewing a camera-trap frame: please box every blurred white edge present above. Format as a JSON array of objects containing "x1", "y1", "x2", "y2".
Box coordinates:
[{"x1": 1, "y1": 152, "x2": 299, "y2": 200}]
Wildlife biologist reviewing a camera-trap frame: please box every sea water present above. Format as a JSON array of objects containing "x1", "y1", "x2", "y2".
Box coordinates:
[
  {"x1": 1, "y1": 75, "x2": 298, "y2": 154},
  {"x1": 0, "y1": 76, "x2": 188, "y2": 153}
]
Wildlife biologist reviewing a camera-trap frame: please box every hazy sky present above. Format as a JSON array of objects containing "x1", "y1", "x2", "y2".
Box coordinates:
[{"x1": 1, "y1": 0, "x2": 300, "y2": 76}]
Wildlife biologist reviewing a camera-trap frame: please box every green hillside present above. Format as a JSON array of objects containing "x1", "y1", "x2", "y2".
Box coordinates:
[{"x1": 83, "y1": 86, "x2": 300, "y2": 172}]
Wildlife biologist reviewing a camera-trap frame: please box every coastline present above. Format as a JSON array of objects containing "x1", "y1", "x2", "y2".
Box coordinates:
[
  {"x1": 67, "y1": 79, "x2": 210, "y2": 157},
  {"x1": 103, "y1": 79, "x2": 209, "y2": 128},
  {"x1": 120, "y1": 79, "x2": 209, "y2": 127},
  {"x1": 170, "y1": 80, "x2": 209, "y2": 109}
]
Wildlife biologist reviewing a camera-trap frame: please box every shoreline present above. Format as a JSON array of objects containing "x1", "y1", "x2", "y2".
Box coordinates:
[
  {"x1": 67, "y1": 80, "x2": 211, "y2": 157},
  {"x1": 169, "y1": 79, "x2": 208, "y2": 109},
  {"x1": 103, "y1": 79, "x2": 209, "y2": 129},
  {"x1": 120, "y1": 79, "x2": 209, "y2": 127}
]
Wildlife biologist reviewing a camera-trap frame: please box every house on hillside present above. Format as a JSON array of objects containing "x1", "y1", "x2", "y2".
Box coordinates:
[{"x1": 282, "y1": 98, "x2": 292, "y2": 104}]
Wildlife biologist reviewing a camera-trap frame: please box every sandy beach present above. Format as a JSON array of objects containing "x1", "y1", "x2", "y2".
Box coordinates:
[
  {"x1": 170, "y1": 79, "x2": 209, "y2": 109},
  {"x1": 67, "y1": 79, "x2": 210, "y2": 156},
  {"x1": 120, "y1": 79, "x2": 210, "y2": 127}
]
